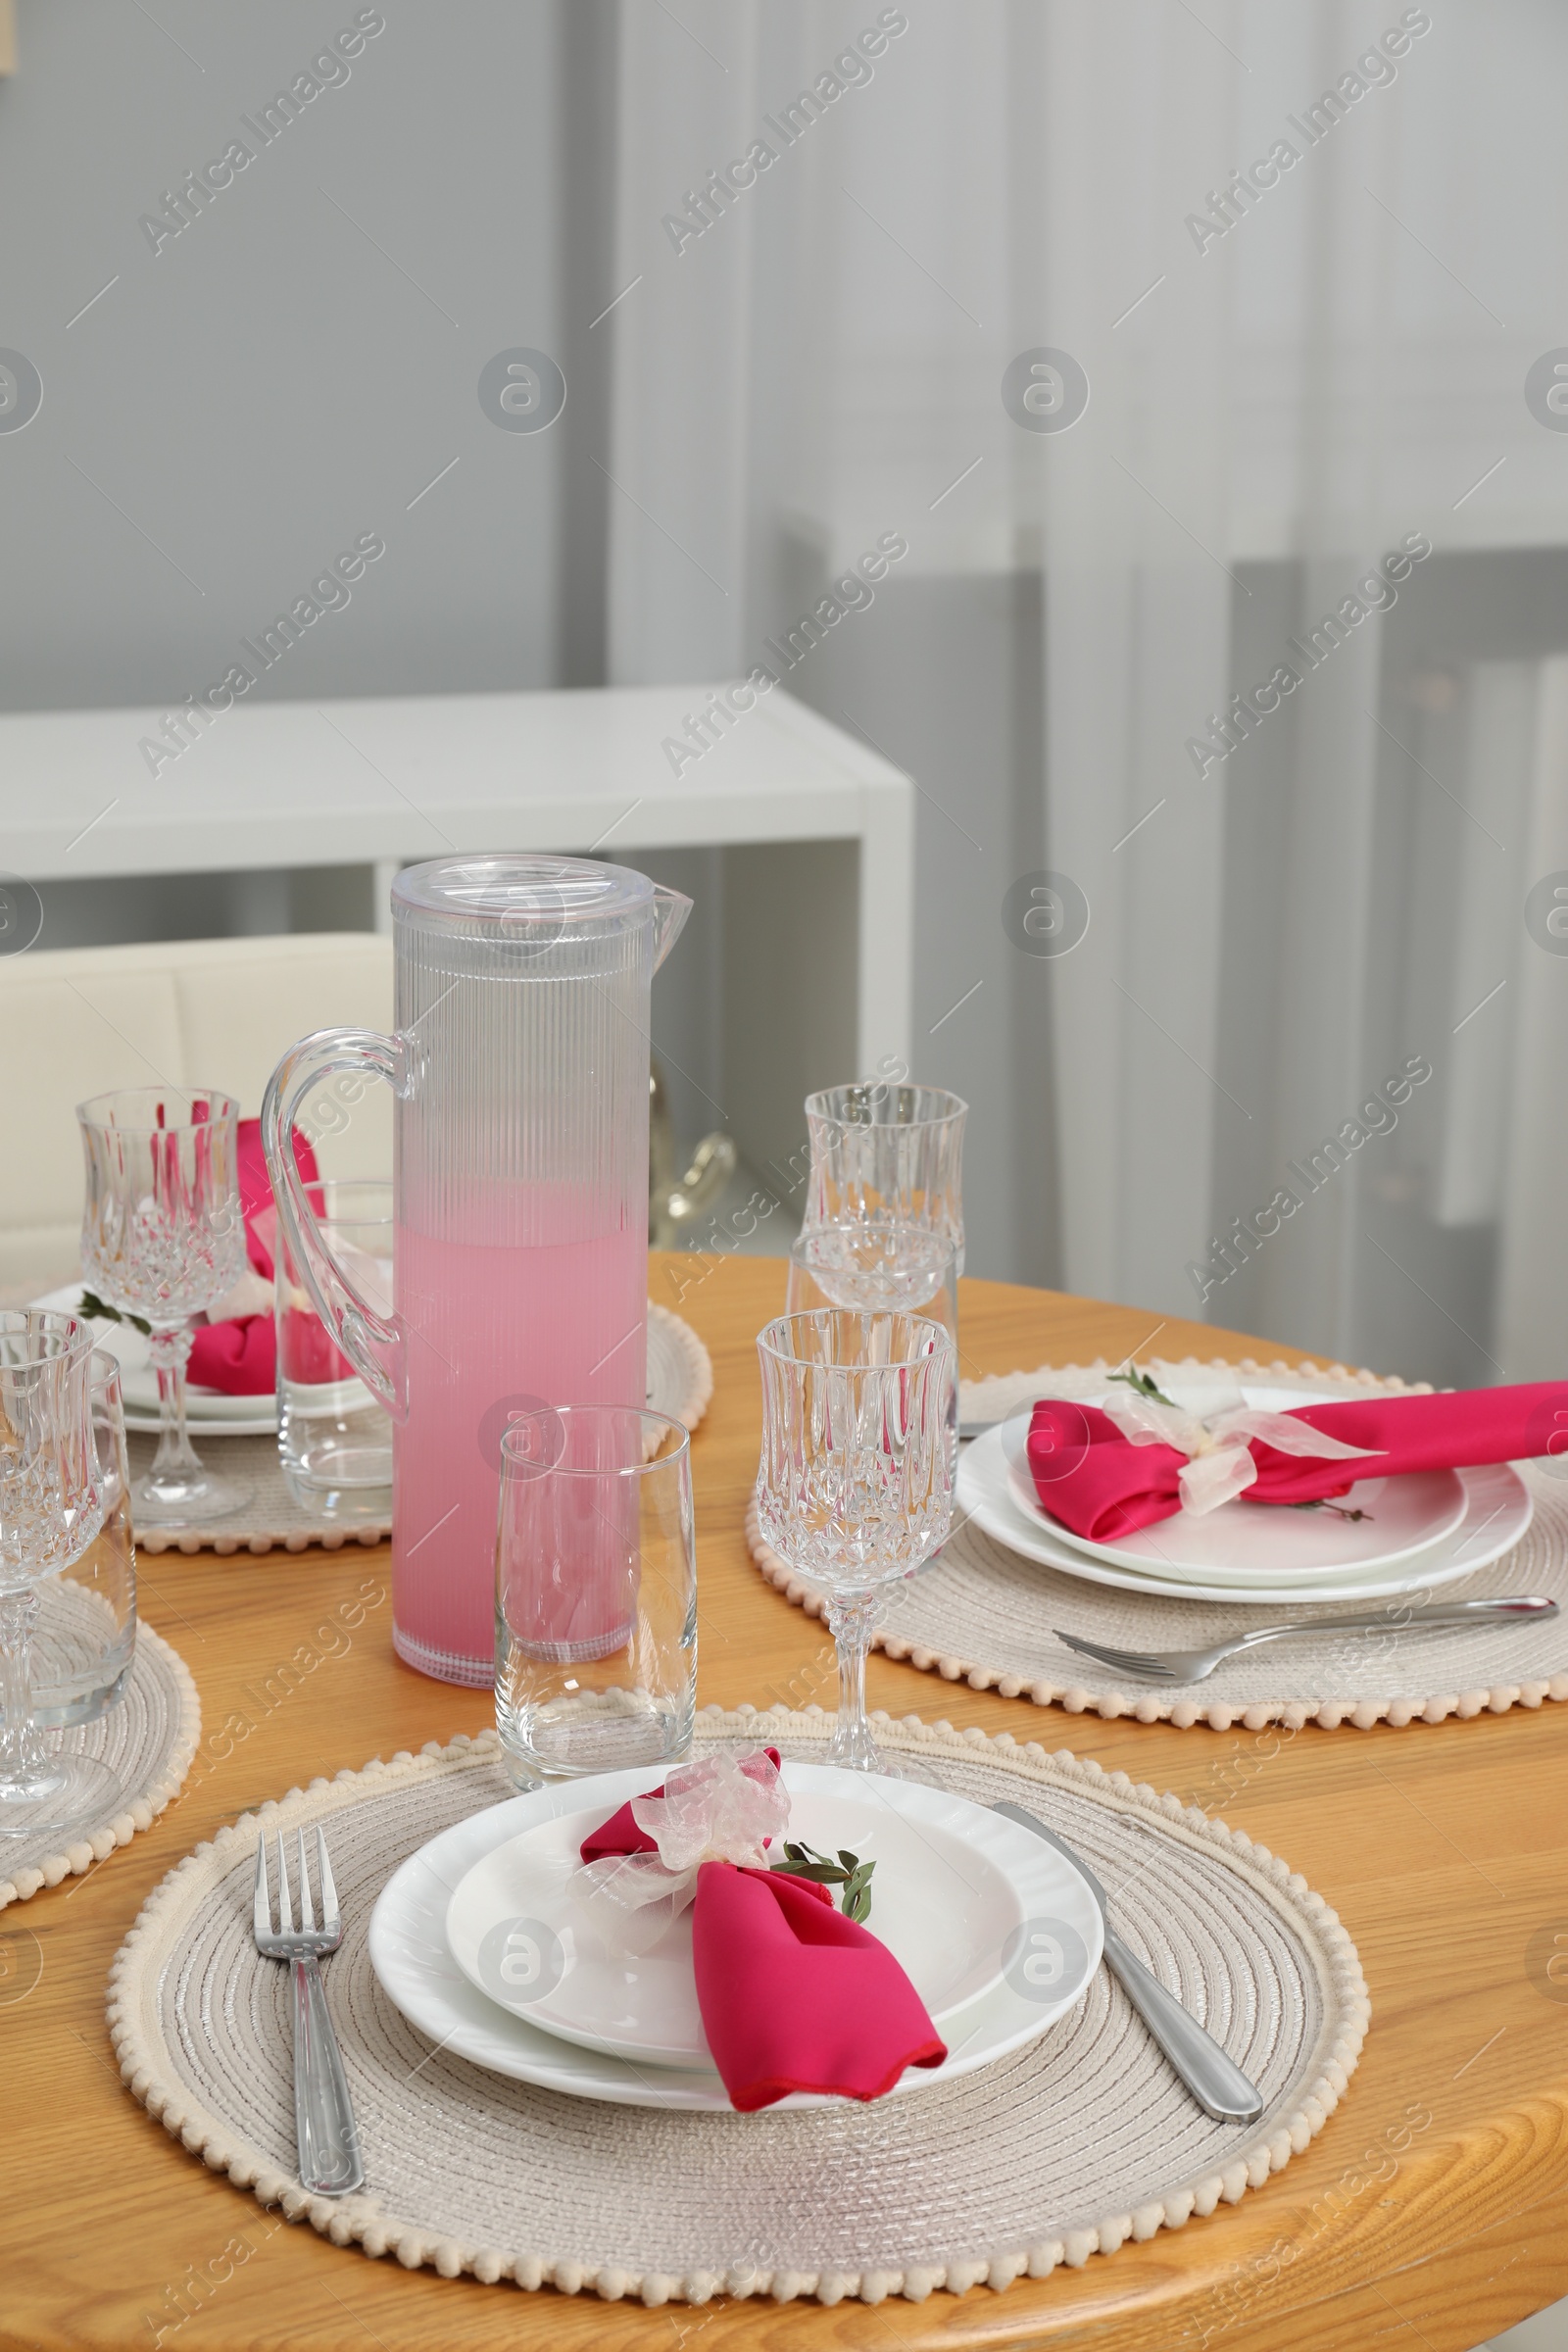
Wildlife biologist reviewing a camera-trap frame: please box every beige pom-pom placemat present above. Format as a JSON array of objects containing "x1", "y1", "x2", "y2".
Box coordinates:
[
  {"x1": 748, "y1": 1357, "x2": 1568, "y2": 1731},
  {"x1": 108, "y1": 1708, "x2": 1367, "y2": 2309},
  {"x1": 129, "y1": 1431, "x2": 389, "y2": 1558},
  {"x1": 647, "y1": 1299, "x2": 714, "y2": 1429},
  {"x1": 134, "y1": 1302, "x2": 713, "y2": 1556},
  {"x1": 0, "y1": 1618, "x2": 199, "y2": 1911}
]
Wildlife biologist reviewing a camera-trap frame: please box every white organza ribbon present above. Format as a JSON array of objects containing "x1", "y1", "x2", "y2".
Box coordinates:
[
  {"x1": 1099, "y1": 1387, "x2": 1385, "y2": 1515},
  {"x1": 206, "y1": 1268, "x2": 277, "y2": 1324},
  {"x1": 570, "y1": 1747, "x2": 790, "y2": 1952}
]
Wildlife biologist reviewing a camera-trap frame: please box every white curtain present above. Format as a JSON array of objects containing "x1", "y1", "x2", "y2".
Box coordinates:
[{"x1": 589, "y1": 0, "x2": 1568, "y2": 1383}]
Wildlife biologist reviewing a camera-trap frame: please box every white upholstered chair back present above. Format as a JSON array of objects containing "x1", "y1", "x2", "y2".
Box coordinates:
[{"x1": 0, "y1": 932, "x2": 393, "y2": 1295}]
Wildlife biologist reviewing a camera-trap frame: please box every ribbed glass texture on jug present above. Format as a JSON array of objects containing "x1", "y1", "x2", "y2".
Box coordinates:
[{"x1": 393, "y1": 906, "x2": 651, "y2": 1245}]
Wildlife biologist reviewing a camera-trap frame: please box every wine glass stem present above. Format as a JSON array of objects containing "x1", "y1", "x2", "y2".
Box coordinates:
[
  {"x1": 825, "y1": 1590, "x2": 881, "y2": 1770},
  {"x1": 0, "y1": 1588, "x2": 49, "y2": 1797},
  {"x1": 147, "y1": 1322, "x2": 204, "y2": 1480}
]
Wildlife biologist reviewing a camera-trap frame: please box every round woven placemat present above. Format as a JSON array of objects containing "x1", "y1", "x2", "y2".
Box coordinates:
[
  {"x1": 648, "y1": 1300, "x2": 714, "y2": 1431},
  {"x1": 108, "y1": 1708, "x2": 1367, "y2": 2309},
  {"x1": 130, "y1": 1431, "x2": 389, "y2": 1558},
  {"x1": 135, "y1": 1303, "x2": 713, "y2": 1556},
  {"x1": 748, "y1": 1356, "x2": 1568, "y2": 1730},
  {"x1": 0, "y1": 1617, "x2": 199, "y2": 1910}
]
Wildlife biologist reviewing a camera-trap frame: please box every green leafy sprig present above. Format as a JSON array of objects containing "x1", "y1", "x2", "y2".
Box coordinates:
[
  {"x1": 1107, "y1": 1365, "x2": 1178, "y2": 1409},
  {"x1": 770, "y1": 1840, "x2": 875, "y2": 1924},
  {"x1": 78, "y1": 1289, "x2": 151, "y2": 1338}
]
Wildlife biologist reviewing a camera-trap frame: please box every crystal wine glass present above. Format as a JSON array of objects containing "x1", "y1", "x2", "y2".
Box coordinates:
[
  {"x1": 0, "y1": 1309, "x2": 115, "y2": 1835},
  {"x1": 787, "y1": 1217, "x2": 960, "y2": 1476},
  {"x1": 755, "y1": 1309, "x2": 955, "y2": 1775},
  {"x1": 802, "y1": 1083, "x2": 967, "y2": 1273},
  {"x1": 76, "y1": 1089, "x2": 247, "y2": 1524},
  {"x1": 786, "y1": 1215, "x2": 958, "y2": 1340}
]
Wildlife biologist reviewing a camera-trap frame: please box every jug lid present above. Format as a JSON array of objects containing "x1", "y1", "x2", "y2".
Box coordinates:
[{"x1": 393, "y1": 855, "x2": 655, "y2": 934}]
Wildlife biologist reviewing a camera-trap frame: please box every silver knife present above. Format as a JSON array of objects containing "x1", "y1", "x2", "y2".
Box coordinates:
[{"x1": 992, "y1": 1799, "x2": 1265, "y2": 2124}]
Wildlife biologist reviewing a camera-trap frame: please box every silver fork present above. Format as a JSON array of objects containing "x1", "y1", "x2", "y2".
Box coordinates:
[
  {"x1": 1054, "y1": 1593, "x2": 1558, "y2": 1684},
  {"x1": 253, "y1": 1827, "x2": 365, "y2": 2197}
]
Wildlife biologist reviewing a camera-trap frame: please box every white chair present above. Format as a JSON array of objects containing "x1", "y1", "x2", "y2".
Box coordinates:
[{"x1": 0, "y1": 932, "x2": 392, "y2": 1296}]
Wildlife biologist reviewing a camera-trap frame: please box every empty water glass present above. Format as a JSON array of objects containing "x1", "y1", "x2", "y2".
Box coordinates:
[
  {"x1": 32, "y1": 1348, "x2": 136, "y2": 1730},
  {"x1": 0, "y1": 1310, "x2": 115, "y2": 1834},
  {"x1": 495, "y1": 1404, "x2": 697, "y2": 1784},
  {"x1": 273, "y1": 1180, "x2": 394, "y2": 1518},
  {"x1": 803, "y1": 1082, "x2": 967, "y2": 1272},
  {"x1": 755, "y1": 1310, "x2": 955, "y2": 1775},
  {"x1": 77, "y1": 1089, "x2": 246, "y2": 1524}
]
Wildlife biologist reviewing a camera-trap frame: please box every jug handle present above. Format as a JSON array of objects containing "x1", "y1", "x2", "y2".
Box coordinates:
[
  {"x1": 651, "y1": 885, "x2": 692, "y2": 971},
  {"x1": 260, "y1": 1027, "x2": 412, "y2": 1422}
]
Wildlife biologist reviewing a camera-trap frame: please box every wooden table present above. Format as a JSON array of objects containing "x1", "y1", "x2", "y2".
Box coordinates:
[{"x1": 5, "y1": 1258, "x2": 1567, "y2": 2352}]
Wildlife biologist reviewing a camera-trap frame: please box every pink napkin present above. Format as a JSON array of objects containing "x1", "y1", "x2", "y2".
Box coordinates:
[
  {"x1": 1027, "y1": 1382, "x2": 1568, "y2": 1544},
  {"x1": 185, "y1": 1120, "x2": 326, "y2": 1396},
  {"x1": 580, "y1": 1754, "x2": 948, "y2": 2113}
]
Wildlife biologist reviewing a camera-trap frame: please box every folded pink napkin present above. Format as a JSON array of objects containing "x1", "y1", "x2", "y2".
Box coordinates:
[
  {"x1": 580, "y1": 1751, "x2": 948, "y2": 2113},
  {"x1": 186, "y1": 1120, "x2": 327, "y2": 1396},
  {"x1": 1028, "y1": 1382, "x2": 1568, "y2": 1544}
]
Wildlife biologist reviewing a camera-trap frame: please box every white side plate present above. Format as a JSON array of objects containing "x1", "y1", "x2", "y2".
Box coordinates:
[
  {"x1": 1007, "y1": 1458, "x2": 1468, "y2": 1583},
  {"x1": 1000, "y1": 1380, "x2": 1472, "y2": 1577},
  {"x1": 957, "y1": 1428, "x2": 1533, "y2": 1605},
  {"x1": 444, "y1": 1767, "x2": 1058, "y2": 2068}
]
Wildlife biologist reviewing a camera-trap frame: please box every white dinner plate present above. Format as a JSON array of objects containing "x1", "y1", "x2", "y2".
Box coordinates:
[
  {"x1": 445, "y1": 1768, "x2": 1054, "y2": 2068},
  {"x1": 957, "y1": 1427, "x2": 1534, "y2": 1605},
  {"x1": 30, "y1": 1284, "x2": 279, "y2": 1434},
  {"x1": 369, "y1": 1765, "x2": 1103, "y2": 2110}
]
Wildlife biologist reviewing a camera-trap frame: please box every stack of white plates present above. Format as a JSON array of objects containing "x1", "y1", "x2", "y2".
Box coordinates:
[
  {"x1": 956, "y1": 1378, "x2": 1534, "y2": 1605},
  {"x1": 32, "y1": 1282, "x2": 278, "y2": 1436},
  {"x1": 33, "y1": 1282, "x2": 708, "y2": 1446},
  {"x1": 368, "y1": 1761, "x2": 1103, "y2": 2110}
]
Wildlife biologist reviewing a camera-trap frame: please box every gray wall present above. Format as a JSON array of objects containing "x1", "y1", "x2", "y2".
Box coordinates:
[
  {"x1": 1210, "y1": 549, "x2": 1568, "y2": 1383},
  {"x1": 0, "y1": 1, "x2": 581, "y2": 709},
  {"x1": 778, "y1": 568, "x2": 1054, "y2": 1289},
  {"x1": 0, "y1": 1, "x2": 1049, "y2": 1284}
]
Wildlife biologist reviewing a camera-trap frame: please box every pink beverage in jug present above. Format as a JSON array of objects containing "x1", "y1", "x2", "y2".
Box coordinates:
[{"x1": 393, "y1": 1204, "x2": 647, "y2": 1684}]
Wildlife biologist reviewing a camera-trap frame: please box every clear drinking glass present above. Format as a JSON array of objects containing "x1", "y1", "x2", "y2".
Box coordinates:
[
  {"x1": 803, "y1": 1082, "x2": 968, "y2": 1273},
  {"x1": 76, "y1": 1089, "x2": 246, "y2": 1525},
  {"x1": 0, "y1": 1311, "x2": 116, "y2": 1833},
  {"x1": 32, "y1": 1349, "x2": 136, "y2": 1730},
  {"x1": 495, "y1": 1403, "x2": 697, "y2": 1784},
  {"x1": 755, "y1": 1310, "x2": 956, "y2": 1776},
  {"x1": 273, "y1": 1180, "x2": 394, "y2": 1518}
]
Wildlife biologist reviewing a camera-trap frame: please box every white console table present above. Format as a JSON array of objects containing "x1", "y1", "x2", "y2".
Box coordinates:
[{"x1": 1, "y1": 683, "x2": 912, "y2": 1186}]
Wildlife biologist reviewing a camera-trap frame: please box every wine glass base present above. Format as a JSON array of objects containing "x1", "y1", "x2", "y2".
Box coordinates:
[
  {"x1": 0, "y1": 1749, "x2": 122, "y2": 1838},
  {"x1": 824, "y1": 1729, "x2": 904, "y2": 1778},
  {"x1": 822, "y1": 1732, "x2": 960, "y2": 1788},
  {"x1": 132, "y1": 1468, "x2": 247, "y2": 1525}
]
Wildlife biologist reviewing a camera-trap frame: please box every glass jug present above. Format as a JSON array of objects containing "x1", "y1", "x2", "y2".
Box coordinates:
[{"x1": 261, "y1": 855, "x2": 691, "y2": 1686}]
